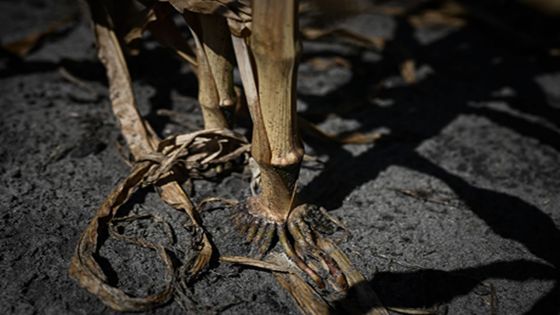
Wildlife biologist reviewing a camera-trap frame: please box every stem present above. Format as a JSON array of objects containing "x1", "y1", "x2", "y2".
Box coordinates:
[
  {"x1": 200, "y1": 14, "x2": 236, "y2": 121},
  {"x1": 249, "y1": 0, "x2": 303, "y2": 221},
  {"x1": 184, "y1": 13, "x2": 229, "y2": 130}
]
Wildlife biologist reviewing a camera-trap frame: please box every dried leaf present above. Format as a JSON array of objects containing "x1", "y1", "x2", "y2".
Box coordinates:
[
  {"x1": 2, "y1": 15, "x2": 76, "y2": 57},
  {"x1": 338, "y1": 129, "x2": 389, "y2": 144},
  {"x1": 72, "y1": 1, "x2": 248, "y2": 311},
  {"x1": 299, "y1": 116, "x2": 389, "y2": 145},
  {"x1": 220, "y1": 255, "x2": 291, "y2": 273},
  {"x1": 69, "y1": 163, "x2": 176, "y2": 311},
  {"x1": 87, "y1": 0, "x2": 153, "y2": 156},
  {"x1": 317, "y1": 238, "x2": 389, "y2": 315},
  {"x1": 157, "y1": 182, "x2": 212, "y2": 275},
  {"x1": 97, "y1": 0, "x2": 160, "y2": 54},
  {"x1": 400, "y1": 59, "x2": 417, "y2": 85},
  {"x1": 386, "y1": 306, "x2": 443, "y2": 315},
  {"x1": 70, "y1": 128, "x2": 249, "y2": 310},
  {"x1": 119, "y1": 3, "x2": 157, "y2": 45},
  {"x1": 231, "y1": 36, "x2": 259, "y2": 116},
  {"x1": 268, "y1": 253, "x2": 331, "y2": 315},
  {"x1": 301, "y1": 27, "x2": 385, "y2": 51},
  {"x1": 408, "y1": 1, "x2": 467, "y2": 29},
  {"x1": 307, "y1": 56, "x2": 351, "y2": 71}
]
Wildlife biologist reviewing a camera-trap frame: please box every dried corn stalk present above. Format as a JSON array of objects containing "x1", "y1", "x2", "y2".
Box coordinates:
[
  {"x1": 229, "y1": 1, "x2": 389, "y2": 313},
  {"x1": 72, "y1": 0, "x2": 390, "y2": 313}
]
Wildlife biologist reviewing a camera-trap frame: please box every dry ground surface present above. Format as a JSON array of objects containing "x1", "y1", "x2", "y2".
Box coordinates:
[{"x1": 1, "y1": 0, "x2": 560, "y2": 314}]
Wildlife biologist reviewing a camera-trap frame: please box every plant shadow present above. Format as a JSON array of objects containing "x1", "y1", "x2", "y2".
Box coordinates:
[{"x1": 296, "y1": 2, "x2": 560, "y2": 314}]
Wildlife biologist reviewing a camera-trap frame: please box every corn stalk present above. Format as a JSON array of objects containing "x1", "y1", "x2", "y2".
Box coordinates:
[
  {"x1": 248, "y1": 0, "x2": 303, "y2": 221},
  {"x1": 72, "y1": 1, "x2": 390, "y2": 313}
]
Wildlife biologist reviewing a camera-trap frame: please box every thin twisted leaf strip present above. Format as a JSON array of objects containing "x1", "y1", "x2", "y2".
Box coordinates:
[{"x1": 69, "y1": 129, "x2": 249, "y2": 312}]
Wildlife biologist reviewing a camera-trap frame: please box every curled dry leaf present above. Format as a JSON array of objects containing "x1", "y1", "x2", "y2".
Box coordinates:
[
  {"x1": 72, "y1": 1, "x2": 249, "y2": 311},
  {"x1": 140, "y1": 128, "x2": 250, "y2": 182},
  {"x1": 69, "y1": 163, "x2": 176, "y2": 311},
  {"x1": 69, "y1": 128, "x2": 249, "y2": 311}
]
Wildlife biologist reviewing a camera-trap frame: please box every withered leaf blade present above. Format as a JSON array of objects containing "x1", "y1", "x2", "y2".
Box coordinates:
[
  {"x1": 268, "y1": 253, "x2": 331, "y2": 315},
  {"x1": 87, "y1": 0, "x2": 154, "y2": 157},
  {"x1": 69, "y1": 163, "x2": 176, "y2": 312},
  {"x1": 220, "y1": 255, "x2": 292, "y2": 273},
  {"x1": 116, "y1": 0, "x2": 158, "y2": 45},
  {"x1": 316, "y1": 238, "x2": 389, "y2": 315},
  {"x1": 72, "y1": 1, "x2": 247, "y2": 310},
  {"x1": 69, "y1": 128, "x2": 250, "y2": 311}
]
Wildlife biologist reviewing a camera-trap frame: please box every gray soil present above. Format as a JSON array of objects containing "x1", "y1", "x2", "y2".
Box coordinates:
[{"x1": 1, "y1": 1, "x2": 560, "y2": 314}]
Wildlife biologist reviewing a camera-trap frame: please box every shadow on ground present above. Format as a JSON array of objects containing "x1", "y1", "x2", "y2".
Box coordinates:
[{"x1": 297, "y1": 2, "x2": 560, "y2": 313}]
